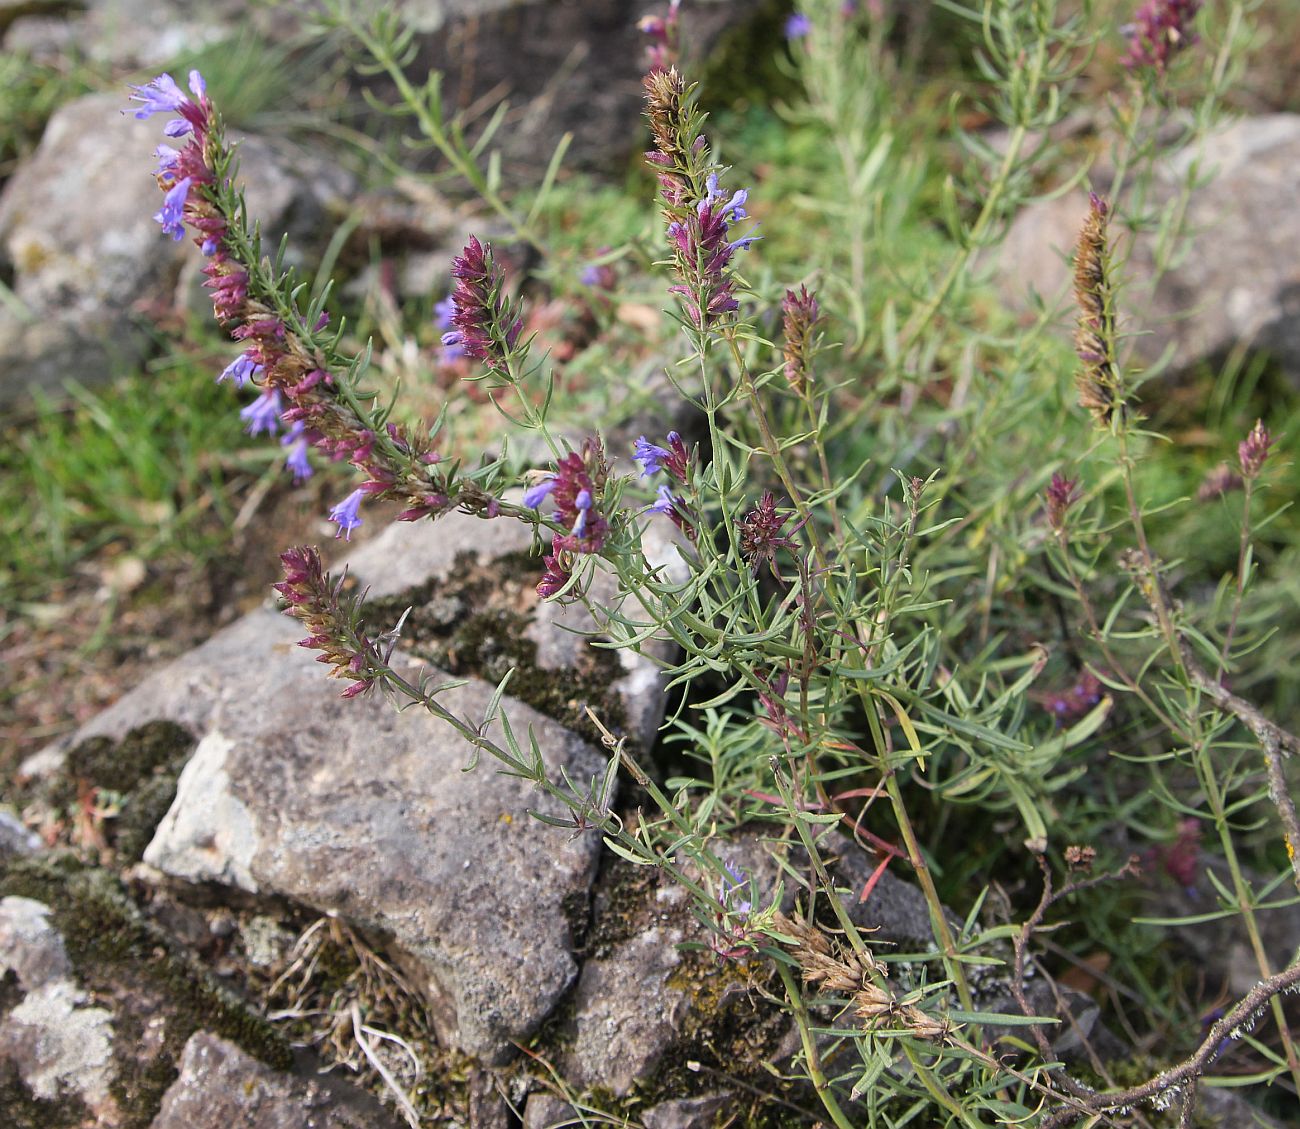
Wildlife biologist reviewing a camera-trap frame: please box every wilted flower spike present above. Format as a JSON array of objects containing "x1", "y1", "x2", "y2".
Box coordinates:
[
  {"x1": 782, "y1": 285, "x2": 821, "y2": 392},
  {"x1": 738, "y1": 491, "x2": 798, "y2": 575},
  {"x1": 1073, "y1": 194, "x2": 1123, "y2": 426}
]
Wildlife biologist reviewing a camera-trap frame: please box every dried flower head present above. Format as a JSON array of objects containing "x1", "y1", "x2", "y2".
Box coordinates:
[
  {"x1": 1073, "y1": 193, "x2": 1124, "y2": 426},
  {"x1": 643, "y1": 66, "x2": 692, "y2": 208},
  {"x1": 738, "y1": 491, "x2": 798, "y2": 575},
  {"x1": 781, "y1": 285, "x2": 821, "y2": 392},
  {"x1": 1065, "y1": 844, "x2": 1097, "y2": 872}
]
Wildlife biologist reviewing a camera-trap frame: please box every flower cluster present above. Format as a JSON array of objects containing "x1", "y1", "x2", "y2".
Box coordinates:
[
  {"x1": 440, "y1": 236, "x2": 522, "y2": 373},
  {"x1": 737, "y1": 491, "x2": 798, "y2": 576},
  {"x1": 664, "y1": 174, "x2": 759, "y2": 328},
  {"x1": 638, "y1": 0, "x2": 681, "y2": 72},
  {"x1": 634, "y1": 431, "x2": 694, "y2": 536},
  {"x1": 525, "y1": 438, "x2": 612, "y2": 600},
  {"x1": 1072, "y1": 193, "x2": 1123, "y2": 426},
  {"x1": 1196, "y1": 462, "x2": 1242, "y2": 502},
  {"x1": 274, "y1": 546, "x2": 389, "y2": 698},
  {"x1": 1123, "y1": 0, "x2": 1201, "y2": 74},
  {"x1": 130, "y1": 72, "x2": 462, "y2": 538},
  {"x1": 781, "y1": 285, "x2": 821, "y2": 392},
  {"x1": 1238, "y1": 419, "x2": 1274, "y2": 480}
]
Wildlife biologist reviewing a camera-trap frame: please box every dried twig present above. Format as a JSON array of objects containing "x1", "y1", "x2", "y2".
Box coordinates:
[{"x1": 1039, "y1": 956, "x2": 1300, "y2": 1127}]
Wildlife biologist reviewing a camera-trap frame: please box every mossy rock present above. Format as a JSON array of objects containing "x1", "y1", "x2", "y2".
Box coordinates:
[
  {"x1": 364, "y1": 550, "x2": 629, "y2": 749},
  {"x1": 46, "y1": 720, "x2": 195, "y2": 864},
  {"x1": 0, "y1": 854, "x2": 291, "y2": 1127}
]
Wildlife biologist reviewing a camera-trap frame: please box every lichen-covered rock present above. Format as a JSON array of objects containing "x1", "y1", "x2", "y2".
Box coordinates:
[
  {"x1": 0, "y1": 979, "x2": 116, "y2": 1113},
  {"x1": 0, "y1": 856, "x2": 294, "y2": 1126},
  {"x1": 997, "y1": 114, "x2": 1300, "y2": 384},
  {"x1": 150, "y1": 1031, "x2": 401, "y2": 1129},
  {"x1": 0, "y1": 895, "x2": 72, "y2": 989}
]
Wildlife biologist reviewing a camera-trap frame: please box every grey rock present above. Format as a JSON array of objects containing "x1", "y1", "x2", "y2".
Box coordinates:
[
  {"x1": 344, "y1": 509, "x2": 682, "y2": 751},
  {"x1": 405, "y1": 0, "x2": 766, "y2": 173},
  {"x1": 0, "y1": 808, "x2": 42, "y2": 858},
  {"x1": 150, "y1": 1030, "x2": 401, "y2": 1129},
  {"x1": 642, "y1": 1094, "x2": 729, "y2": 1129},
  {"x1": 997, "y1": 114, "x2": 1300, "y2": 383},
  {"x1": 6, "y1": 0, "x2": 267, "y2": 66},
  {"x1": 0, "y1": 92, "x2": 355, "y2": 406},
  {"x1": 523, "y1": 1091, "x2": 577, "y2": 1129},
  {"x1": 0, "y1": 895, "x2": 72, "y2": 990},
  {"x1": 562, "y1": 911, "x2": 693, "y2": 1096},
  {"x1": 0, "y1": 978, "x2": 116, "y2": 1113},
  {"x1": 41, "y1": 606, "x2": 605, "y2": 1063}
]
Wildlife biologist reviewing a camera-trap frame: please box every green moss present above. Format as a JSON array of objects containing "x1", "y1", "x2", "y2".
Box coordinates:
[
  {"x1": 0, "y1": 854, "x2": 292, "y2": 1128},
  {"x1": 52, "y1": 721, "x2": 194, "y2": 863},
  {"x1": 364, "y1": 550, "x2": 629, "y2": 748},
  {"x1": 0, "y1": 1060, "x2": 90, "y2": 1129},
  {"x1": 66, "y1": 720, "x2": 192, "y2": 794}
]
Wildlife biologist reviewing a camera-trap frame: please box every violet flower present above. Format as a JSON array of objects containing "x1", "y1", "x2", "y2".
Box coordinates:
[
  {"x1": 633, "y1": 432, "x2": 689, "y2": 481},
  {"x1": 154, "y1": 177, "x2": 192, "y2": 241},
  {"x1": 328, "y1": 488, "x2": 366, "y2": 540},
  {"x1": 282, "y1": 421, "x2": 314, "y2": 481},
  {"x1": 218, "y1": 352, "x2": 262, "y2": 388},
  {"x1": 785, "y1": 12, "x2": 812, "y2": 40},
  {"x1": 240, "y1": 388, "x2": 283, "y2": 436}
]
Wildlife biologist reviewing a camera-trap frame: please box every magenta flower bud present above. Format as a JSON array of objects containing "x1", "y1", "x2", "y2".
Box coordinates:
[{"x1": 1238, "y1": 420, "x2": 1274, "y2": 479}]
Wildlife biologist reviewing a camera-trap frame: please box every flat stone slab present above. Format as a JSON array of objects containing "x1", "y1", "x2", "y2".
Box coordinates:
[{"x1": 38, "y1": 606, "x2": 606, "y2": 1063}]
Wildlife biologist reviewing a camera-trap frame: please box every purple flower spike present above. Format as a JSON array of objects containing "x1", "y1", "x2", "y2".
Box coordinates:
[
  {"x1": 523, "y1": 476, "x2": 557, "y2": 509},
  {"x1": 218, "y1": 352, "x2": 263, "y2": 387},
  {"x1": 785, "y1": 12, "x2": 812, "y2": 39},
  {"x1": 329, "y1": 488, "x2": 366, "y2": 540},
  {"x1": 153, "y1": 176, "x2": 192, "y2": 241},
  {"x1": 239, "y1": 388, "x2": 283, "y2": 436}
]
